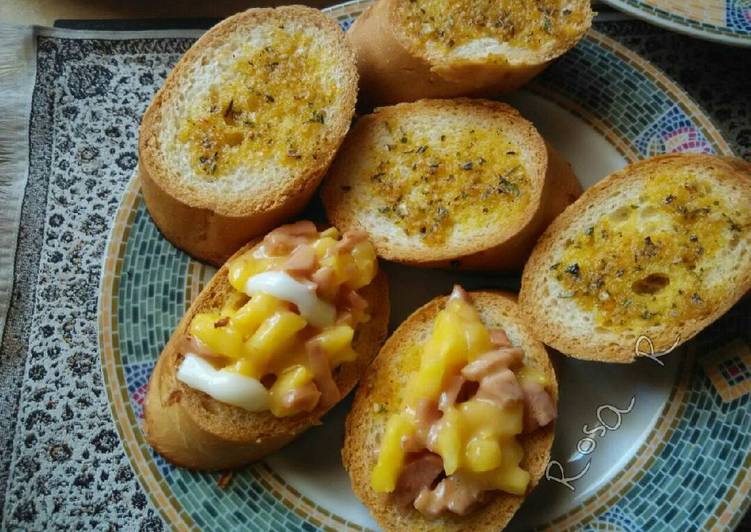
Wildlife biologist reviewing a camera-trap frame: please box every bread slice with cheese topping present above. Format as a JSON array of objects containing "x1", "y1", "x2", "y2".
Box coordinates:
[
  {"x1": 519, "y1": 154, "x2": 751, "y2": 362},
  {"x1": 348, "y1": 0, "x2": 593, "y2": 105},
  {"x1": 139, "y1": 6, "x2": 358, "y2": 265},
  {"x1": 342, "y1": 290, "x2": 557, "y2": 531},
  {"x1": 320, "y1": 99, "x2": 581, "y2": 270},
  {"x1": 144, "y1": 235, "x2": 389, "y2": 471}
]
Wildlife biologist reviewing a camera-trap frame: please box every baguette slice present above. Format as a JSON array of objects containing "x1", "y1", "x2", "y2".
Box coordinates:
[
  {"x1": 520, "y1": 154, "x2": 751, "y2": 362},
  {"x1": 348, "y1": 0, "x2": 593, "y2": 106},
  {"x1": 343, "y1": 291, "x2": 557, "y2": 531},
  {"x1": 321, "y1": 99, "x2": 581, "y2": 270},
  {"x1": 139, "y1": 6, "x2": 358, "y2": 266},
  {"x1": 144, "y1": 237, "x2": 389, "y2": 471}
]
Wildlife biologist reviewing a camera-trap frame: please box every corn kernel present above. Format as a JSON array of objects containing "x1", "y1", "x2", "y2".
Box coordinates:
[
  {"x1": 228, "y1": 256, "x2": 252, "y2": 292},
  {"x1": 314, "y1": 237, "x2": 338, "y2": 261},
  {"x1": 224, "y1": 358, "x2": 256, "y2": 377},
  {"x1": 244, "y1": 311, "x2": 307, "y2": 376},
  {"x1": 465, "y1": 436, "x2": 502, "y2": 472},
  {"x1": 516, "y1": 365, "x2": 549, "y2": 387},
  {"x1": 464, "y1": 321, "x2": 493, "y2": 361},
  {"x1": 319, "y1": 227, "x2": 340, "y2": 240},
  {"x1": 189, "y1": 313, "x2": 245, "y2": 359},
  {"x1": 371, "y1": 414, "x2": 414, "y2": 493},
  {"x1": 435, "y1": 408, "x2": 463, "y2": 475},
  {"x1": 332, "y1": 253, "x2": 358, "y2": 286},
  {"x1": 269, "y1": 365, "x2": 315, "y2": 417},
  {"x1": 233, "y1": 293, "x2": 283, "y2": 332},
  {"x1": 329, "y1": 347, "x2": 358, "y2": 368},
  {"x1": 349, "y1": 241, "x2": 377, "y2": 289},
  {"x1": 313, "y1": 325, "x2": 354, "y2": 353},
  {"x1": 492, "y1": 465, "x2": 530, "y2": 496},
  {"x1": 458, "y1": 400, "x2": 523, "y2": 437}
]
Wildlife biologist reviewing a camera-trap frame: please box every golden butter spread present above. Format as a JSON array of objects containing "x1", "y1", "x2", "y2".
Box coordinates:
[
  {"x1": 554, "y1": 170, "x2": 750, "y2": 330},
  {"x1": 396, "y1": 0, "x2": 589, "y2": 57},
  {"x1": 178, "y1": 28, "x2": 338, "y2": 178},
  {"x1": 364, "y1": 120, "x2": 530, "y2": 245},
  {"x1": 180, "y1": 222, "x2": 378, "y2": 417}
]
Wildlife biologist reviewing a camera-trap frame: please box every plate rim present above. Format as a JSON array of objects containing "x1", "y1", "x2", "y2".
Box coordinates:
[{"x1": 602, "y1": 0, "x2": 751, "y2": 47}]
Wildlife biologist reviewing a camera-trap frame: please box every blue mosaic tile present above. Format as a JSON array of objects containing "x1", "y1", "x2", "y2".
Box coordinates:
[
  {"x1": 634, "y1": 104, "x2": 714, "y2": 157},
  {"x1": 728, "y1": 0, "x2": 751, "y2": 33}
]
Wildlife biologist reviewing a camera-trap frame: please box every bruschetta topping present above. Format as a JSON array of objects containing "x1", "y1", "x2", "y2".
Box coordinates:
[
  {"x1": 176, "y1": 222, "x2": 378, "y2": 417},
  {"x1": 396, "y1": 0, "x2": 591, "y2": 60},
  {"x1": 371, "y1": 285, "x2": 555, "y2": 517},
  {"x1": 362, "y1": 117, "x2": 530, "y2": 245},
  {"x1": 553, "y1": 170, "x2": 751, "y2": 330},
  {"x1": 177, "y1": 28, "x2": 339, "y2": 178}
]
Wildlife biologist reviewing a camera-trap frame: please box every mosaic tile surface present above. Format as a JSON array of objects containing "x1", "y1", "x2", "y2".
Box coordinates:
[
  {"x1": 604, "y1": 0, "x2": 751, "y2": 46},
  {"x1": 93, "y1": 2, "x2": 750, "y2": 531}
]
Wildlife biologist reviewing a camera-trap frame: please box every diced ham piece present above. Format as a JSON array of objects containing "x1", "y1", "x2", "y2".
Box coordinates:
[
  {"x1": 179, "y1": 335, "x2": 221, "y2": 360},
  {"x1": 346, "y1": 289, "x2": 368, "y2": 316},
  {"x1": 449, "y1": 284, "x2": 471, "y2": 303},
  {"x1": 283, "y1": 244, "x2": 316, "y2": 275},
  {"x1": 312, "y1": 266, "x2": 337, "y2": 298},
  {"x1": 400, "y1": 433, "x2": 423, "y2": 454},
  {"x1": 391, "y1": 452, "x2": 444, "y2": 509},
  {"x1": 306, "y1": 341, "x2": 340, "y2": 408},
  {"x1": 461, "y1": 347, "x2": 524, "y2": 381},
  {"x1": 521, "y1": 380, "x2": 557, "y2": 433},
  {"x1": 401, "y1": 399, "x2": 441, "y2": 452},
  {"x1": 415, "y1": 398, "x2": 441, "y2": 427},
  {"x1": 474, "y1": 368, "x2": 524, "y2": 409},
  {"x1": 264, "y1": 221, "x2": 317, "y2": 255},
  {"x1": 279, "y1": 381, "x2": 321, "y2": 413},
  {"x1": 414, "y1": 475, "x2": 482, "y2": 517},
  {"x1": 438, "y1": 375, "x2": 466, "y2": 413},
  {"x1": 335, "y1": 230, "x2": 369, "y2": 253},
  {"x1": 489, "y1": 328, "x2": 511, "y2": 347}
]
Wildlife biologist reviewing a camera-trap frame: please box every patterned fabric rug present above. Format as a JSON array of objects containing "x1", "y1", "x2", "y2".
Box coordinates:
[{"x1": 0, "y1": 16, "x2": 749, "y2": 531}]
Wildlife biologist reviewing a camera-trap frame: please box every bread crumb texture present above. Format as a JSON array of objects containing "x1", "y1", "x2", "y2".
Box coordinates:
[
  {"x1": 395, "y1": 0, "x2": 591, "y2": 62},
  {"x1": 334, "y1": 104, "x2": 532, "y2": 247},
  {"x1": 550, "y1": 165, "x2": 751, "y2": 332},
  {"x1": 161, "y1": 18, "x2": 348, "y2": 194}
]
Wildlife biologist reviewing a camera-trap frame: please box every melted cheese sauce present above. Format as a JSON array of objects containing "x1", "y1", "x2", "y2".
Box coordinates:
[
  {"x1": 177, "y1": 353, "x2": 270, "y2": 411},
  {"x1": 178, "y1": 28, "x2": 338, "y2": 178},
  {"x1": 554, "y1": 171, "x2": 750, "y2": 330}
]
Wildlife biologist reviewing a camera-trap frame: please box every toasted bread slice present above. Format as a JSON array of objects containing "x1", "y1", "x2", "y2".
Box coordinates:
[
  {"x1": 143, "y1": 237, "x2": 389, "y2": 471},
  {"x1": 348, "y1": 0, "x2": 592, "y2": 106},
  {"x1": 139, "y1": 6, "x2": 358, "y2": 266},
  {"x1": 519, "y1": 154, "x2": 751, "y2": 362},
  {"x1": 321, "y1": 99, "x2": 581, "y2": 270},
  {"x1": 342, "y1": 291, "x2": 557, "y2": 531}
]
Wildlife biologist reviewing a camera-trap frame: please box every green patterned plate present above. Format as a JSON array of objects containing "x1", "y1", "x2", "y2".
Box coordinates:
[
  {"x1": 99, "y1": 2, "x2": 751, "y2": 530},
  {"x1": 602, "y1": 0, "x2": 751, "y2": 47}
]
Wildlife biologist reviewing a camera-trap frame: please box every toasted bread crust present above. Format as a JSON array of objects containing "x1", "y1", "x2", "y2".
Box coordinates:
[
  {"x1": 139, "y1": 6, "x2": 358, "y2": 266},
  {"x1": 320, "y1": 99, "x2": 581, "y2": 270},
  {"x1": 342, "y1": 291, "x2": 557, "y2": 532},
  {"x1": 348, "y1": 0, "x2": 592, "y2": 106},
  {"x1": 519, "y1": 154, "x2": 751, "y2": 362},
  {"x1": 144, "y1": 237, "x2": 390, "y2": 471}
]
